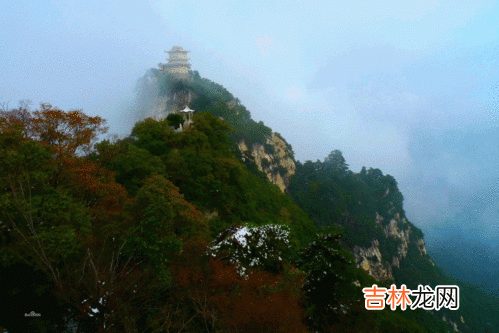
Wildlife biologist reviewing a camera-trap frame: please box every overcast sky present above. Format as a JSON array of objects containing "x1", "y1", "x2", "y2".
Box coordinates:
[{"x1": 2, "y1": 0, "x2": 498, "y2": 246}]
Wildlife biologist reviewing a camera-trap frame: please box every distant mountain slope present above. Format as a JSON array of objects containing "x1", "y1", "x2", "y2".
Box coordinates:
[{"x1": 426, "y1": 225, "x2": 499, "y2": 296}]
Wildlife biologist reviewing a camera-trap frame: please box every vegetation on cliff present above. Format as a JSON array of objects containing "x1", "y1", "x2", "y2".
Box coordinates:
[{"x1": 287, "y1": 142, "x2": 499, "y2": 332}]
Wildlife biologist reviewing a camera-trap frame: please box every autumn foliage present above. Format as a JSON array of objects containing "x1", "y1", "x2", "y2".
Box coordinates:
[
  {"x1": 1, "y1": 102, "x2": 107, "y2": 156},
  {"x1": 171, "y1": 251, "x2": 309, "y2": 333},
  {"x1": 211, "y1": 259, "x2": 308, "y2": 332},
  {"x1": 1, "y1": 103, "x2": 314, "y2": 332},
  {"x1": 59, "y1": 157, "x2": 127, "y2": 219}
]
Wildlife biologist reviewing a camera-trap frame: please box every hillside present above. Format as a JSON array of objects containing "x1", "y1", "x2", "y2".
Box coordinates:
[
  {"x1": 146, "y1": 69, "x2": 499, "y2": 332},
  {"x1": 0, "y1": 69, "x2": 498, "y2": 332},
  {"x1": 135, "y1": 68, "x2": 298, "y2": 192},
  {"x1": 287, "y1": 155, "x2": 499, "y2": 332}
]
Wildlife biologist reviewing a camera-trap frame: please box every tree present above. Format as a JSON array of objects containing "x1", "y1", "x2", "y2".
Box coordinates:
[
  {"x1": 324, "y1": 149, "x2": 349, "y2": 174},
  {"x1": 0, "y1": 118, "x2": 65, "y2": 283},
  {"x1": 296, "y1": 233, "x2": 364, "y2": 331},
  {"x1": 0, "y1": 106, "x2": 149, "y2": 332},
  {"x1": 0, "y1": 100, "x2": 33, "y2": 137},
  {"x1": 92, "y1": 139, "x2": 167, "y2": 197},
  {"x1": 122, "y1": 174, "x2": 209, "y2": 284},
  {"x1": 131, "y1": 117, "x2": 176, "y2": 156},
  {"x1": 166, "y1": 113, "x2": 184, "y2": 129},
  {"x1": 171, "y1": 252, "x2": 309, "y2": 332},
  {"x1": 206, "y1": 258, "x2": 309, "y2": 333},
  {"x1": 2, "y1": 102, "x2": 108, "y2": 161},
  {"x1": 4, "y1": 103, "x2": 104, "y2": 157},
  {"x1": 207, "y1": 223, "x2": 293, "y2": 276}
]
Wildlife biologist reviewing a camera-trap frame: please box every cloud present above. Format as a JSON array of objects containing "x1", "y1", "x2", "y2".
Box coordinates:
[
  {"x1": 255, "y1": 35, "x2": 273, "y2": 56},
  {"x1": 294, "y1": 40, "x2": 499, "y2": 237},
  {"x1": 308, "y1": 45, "x2": 415, "y2": 90},
  {"x1": 285, "y1": 86, "x2": 303, "y2": 102}
]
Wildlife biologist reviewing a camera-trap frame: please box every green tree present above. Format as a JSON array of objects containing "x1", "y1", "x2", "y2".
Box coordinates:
[
  {"x1": 324, "y1": 149, "x2": 349, "y2": 174},
  {"x1": 1, "y1": 107, "x2": 152, "y2": 332},
  {"x1": 166, "y1": 113, "x2": 184, "y2": 129},
  {"x1": 92, "y1": 138, "x2": 166, "y2": 196},
  {"x1": 122, "y1": 174, "x2": 209, "y2": 284},
  {"x1": 131, "y1": 117, "x2": 177, "y2": 156}
]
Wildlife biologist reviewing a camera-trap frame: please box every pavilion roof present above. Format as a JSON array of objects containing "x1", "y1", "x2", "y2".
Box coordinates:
[{"x1": 181, "y1": 106, "x2": 194, "y2": 113}]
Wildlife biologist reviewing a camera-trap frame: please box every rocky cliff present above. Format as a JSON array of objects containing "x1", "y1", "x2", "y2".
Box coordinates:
[
  {"x1": 134, "y1": 69, "x2": 194, "y2": 121},
  {"x1": 352, "y1": 212, "x2": 429, "y2": 283},
  {"x1": 237, "y1": 132, "x2": 296, "y2": 192},
  {"x1": 134, "y1": 70, "x2": 297, "y2": 193}
]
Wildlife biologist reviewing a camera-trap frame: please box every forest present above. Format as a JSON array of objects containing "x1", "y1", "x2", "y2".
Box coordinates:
[{"x1": 1, "y1": 71, "x2": 498, "y2": 332}]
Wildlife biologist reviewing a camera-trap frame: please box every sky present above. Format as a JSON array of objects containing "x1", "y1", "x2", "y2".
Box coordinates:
[{"x1": 1, "y1": 0, "x2": 499, "y2": 246}]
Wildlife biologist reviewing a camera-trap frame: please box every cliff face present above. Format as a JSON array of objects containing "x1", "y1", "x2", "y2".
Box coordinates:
[
  {"x1": 237, "y1": 132, "x2": 296, "y2": 192},
  {"x1": 134, "y1": 70, "x2": 297, "y2": 192},
  {"x1": 352, "y1": 212, "x2": 428, "y2": 283},
  {"x1": 168, "y1": 87, "x2": 195, "y2": 114},
  {"x1": 135, "y1": 71, "x2": 195, "y2": 121},
  {"x1": 135, "y1": 74, "x2": 168, "y2": 121},
  {"x1": 353, "y1": 238, "x2": 393, "y2": 282}
]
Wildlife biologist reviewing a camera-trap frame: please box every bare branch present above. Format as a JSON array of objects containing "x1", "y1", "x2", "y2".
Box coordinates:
[
  {"x1": 0, "y1": 100, "x2": 9, "y2": 112},
  {"x1": 125, "y1": 260, "x2": 143, "y2": 276},
  {"x1": 110, "y1": 240, "x2": 126, "y2": 277},
  {"x1": 87, "y1": 247, "x2": 99, "y2": 286},
  {"x1": 7, "y1": 176, "x2": 62, "y2": 288},
  {"x1": 79, "y1": 253, "x2": 89, "y2": 284}
]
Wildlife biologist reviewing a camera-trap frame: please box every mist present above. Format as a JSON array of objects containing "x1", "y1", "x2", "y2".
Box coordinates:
[{"x1": 2, "y1": 0, "x2": 499, "y2": 250}]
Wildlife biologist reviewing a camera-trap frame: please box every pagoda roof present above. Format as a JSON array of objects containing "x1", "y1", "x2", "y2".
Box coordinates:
[{"x1": 168, "y1": 46, "x2": 189, "y2": 53}]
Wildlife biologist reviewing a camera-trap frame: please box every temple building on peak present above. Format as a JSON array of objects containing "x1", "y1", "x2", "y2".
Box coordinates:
[{"x1": 158, "y1": 46, "x2": 192, "y2": 80}]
